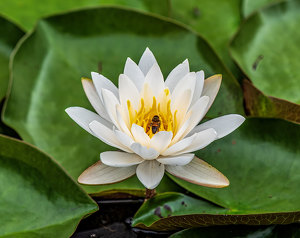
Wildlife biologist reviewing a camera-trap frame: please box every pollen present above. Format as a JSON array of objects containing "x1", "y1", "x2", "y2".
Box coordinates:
[{"x1": 127, "y1": 88, "x2": 177, "y2": 138}]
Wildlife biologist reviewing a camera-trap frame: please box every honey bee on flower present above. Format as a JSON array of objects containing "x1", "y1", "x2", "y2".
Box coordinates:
[{"x1": 66, "y1": 48, "x2": 245, "y2": 189}]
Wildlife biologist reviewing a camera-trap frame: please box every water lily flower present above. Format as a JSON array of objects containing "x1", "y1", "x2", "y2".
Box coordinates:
[{"x1": 66, "y1": 48, "x2": 245, "y2": 189}]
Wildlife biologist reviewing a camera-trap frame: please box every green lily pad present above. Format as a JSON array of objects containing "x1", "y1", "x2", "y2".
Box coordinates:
[
  {"x1": 230, "y1": 0, "x2": 300, "y2": 105},
  {"x1": 170, "y1": 224, "x2": 300, "y2": 237},
  {"x1": 242, "y1": 0, "x2": 281, "y2": 17},
  {"x1": 243, "y1": 80, "x2": 300, "y2": 124},
  {"x1": 0, "y1": 134, "x2": 97, "y2": 237},
  {"x1": 170, "y1": 0, "x2": 242, "y2": 76},
  {"x1": 0, "y1": 100, "x2": 19, "y2": 137},
  {"x1": 0, "y1": 16, "x2": 24, "y2": 100},
  {"x1": 133, "y1": 192, "x2": 300, "y2": 230},
  {"x1": 0, "y1": 0, "x2": 169, "y2": 31},
  {"x1": 3, "y1": 7, "x2": 243, "y2": 195}
]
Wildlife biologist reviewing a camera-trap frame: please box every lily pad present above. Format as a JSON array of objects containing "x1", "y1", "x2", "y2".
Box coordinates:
[
  {"x1": 243, "y1": 80, "x2": 300, "y2": 124},
  {"x1": 0, "y1": 100, "x2": 19, "y2": 137},
  {"x1": 0, "y1": 0, "x2": 169, "y2": 31},
  {"x1": 0, "y1": 16, "x2": 24, "y2": 100},
  {"x1": 170, "y1": 0, "x2": 242, "y2": 76},
  {"x1": 242, "y1": 0, "x2": 281, "y2": 17},
  {"x1": 170, "y1": 224, "x2": 300, "y2": 237},
  {"x1": 230, "y1": 0, "x2": 300, "y2": 105},
  {"x1": 0, "y1": 134, "x2": 98, "y2": 237},
  {"x1": 3, "y1": 7, "x2": 243, "y2": 195},
  {"x1": 133, "y1": 192, "x2": 300, "y2": 230}
]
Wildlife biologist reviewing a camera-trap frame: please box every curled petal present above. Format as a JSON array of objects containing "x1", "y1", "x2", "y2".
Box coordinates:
[
  {"x1": 136, "y1": 160, "x2": 165, "y2": 189},
  {"x1": 91, "y1": 72, "x2": 118, "y2": 101},
  {"x1": 187, "y1": 114, "x2": 245, "y2": 139},
  {"x1": 100, "y1": 151, "x2": 144, "y2": 167},
  {"x1": 163, "y1": 128, "x2": 217, "y2": 156},
  {"x1": 101, "y1": 88, "x2": 121, "y2": 130},
  {"x1": 177, "y1": 128, "x2": 217, "y2": 155},
  {"x1": 130, "y1": 143, "x2": 159, "y2": 160},
  {"x1": 131, "y1": 124, "x2": 150, "y2": 147},
  {"x1": 114, "y1": 129, "x2": 134, "y2": 149},
  {"x1": 150, "y1": 131, "x2": 173, "y2": 153},
  {"x1": 78, "y1": 160, "x2": 136, "y2": 185},
  {"x1": 190, "y1": 70, "x2": 204, "y2": 107},
  {"x1": 202, "y1": 74, "x2": 222, "y2": 113},
  {"x1": 81, "y1": 78, "x2": 111, "y2": 122},
  {"x1": 65, "y1": 107, "x2": 113, "y2": 135},
  {"x1": 89, "y1": 120, "x2": 131, "y2": 152},
  {"x1": 166, "y1": 156, "x2": 229, "y2": 188},
  {"x1": 157, "y1": 153, "x2": 194, "y2": 166}
]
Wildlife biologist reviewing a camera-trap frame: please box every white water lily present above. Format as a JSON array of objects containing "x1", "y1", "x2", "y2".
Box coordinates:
[{"x1": 66, "y1": 48, "x2": 245, "y2": 189}]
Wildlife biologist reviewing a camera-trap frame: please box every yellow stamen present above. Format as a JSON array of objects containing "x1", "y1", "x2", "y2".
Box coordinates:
[{"x1": 128, "y1": 91, "x2": 178, "y2": 138}]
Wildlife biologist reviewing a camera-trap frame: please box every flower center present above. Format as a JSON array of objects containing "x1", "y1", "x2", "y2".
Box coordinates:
[{"x1": 127, "y1": 88, "x2": 178, "y2": 138}]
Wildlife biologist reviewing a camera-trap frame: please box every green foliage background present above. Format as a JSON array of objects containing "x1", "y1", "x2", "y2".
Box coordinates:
[{"x1": 0, "y1": 0, "x2": 299, "y2": 236}]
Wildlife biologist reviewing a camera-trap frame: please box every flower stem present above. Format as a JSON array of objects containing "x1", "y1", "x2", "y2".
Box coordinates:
[{"x1": 145, "y1": 188, "x2": 156, "y2": 200}]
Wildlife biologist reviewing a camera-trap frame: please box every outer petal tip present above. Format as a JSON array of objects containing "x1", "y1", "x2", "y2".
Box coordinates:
[
  {"x1": 166, "y1": 156, "x2": 229, "y2": 188},
  {"x1": 78, "y1": 160, "x2": 136, "y2": 185}
]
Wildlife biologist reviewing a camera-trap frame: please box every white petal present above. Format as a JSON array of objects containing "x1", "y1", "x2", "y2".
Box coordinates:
[
  {"x1": 166, "y1": 156, "x2": 229, "y2": 188},
  {"x1": 100, "y1": 151, "x2": 144, "y2": 167},
  {"x1": 177, "y1": 128, "x2": 217, "y2": 155},
  {"x1": 81, "y1": 78, "x2": 111, "y2": 122},
  {"x1": 150, "y1": 131, "x2": 173, "y2": 153},
  {"x1": 178, "y1": 96, "x2": 210, "y2": 140},
  {"x1": 115, "y1": 104, "x2": 132, "y2": 136},
  {"x1": 136, "y1": 160, "x2": 165, "y2": 189},
  {"x1": 78, "y1": 160, "x2": 136, "y2": 185},
  {"x1": 138, "y1": 47, "x2": 157, "y2": 75},
  {"x1": 157, "y1": 154, "x2": 194, "y2": 166},
  {"x1": 170, "y1": 116, "x2": 192, "y2": 146},
  {"x1": 162, "y1": 132, "x2": 196, "y2": 156},
  {"x1": 91, "y1": 72, "x2": 118, "y2": 101},
  {"x1": 144, "y1": 62, "x2": 165, "y2": 98},
  {"x1": 171, "y1": 89, "x2": 192, "y2": 126},
  {"x1": 187, "y1": 114, "x2": 245, "y2": 139},
  {"x1": 118, "y1": 74, "x2": 140, "y2": 110},
  {"x1": 165, "y1": 59, "x2": 190, "y2": 92},
  {"x1": 65, "y1": 107, "x2": 113, "y2": 135},
  {"x1": 124, "y1": 57, "x2": 145, "y2": 91},
  {"x1": 190, "y1": 71, "x2": 204, "y2": 107},
  {"x1": 101, "y1": 88, "x2": 121, "y2": 129},
  {"x1": 202, "y1": 74, "x2": 222, "y2": 113},
  {"x1": 89, "y1": 120, "x2": 131, "y2": 152},
  {"x1": 114, "y1": 129, "x2": 134, "y2": 148},
  {"x1": 130, "y1": 143, "x2": 159, "y2": 160},
  {"x1": 171, "y1": 72, "x2": 196, "y2": 109},
  {"x1": 131, "y1": 124, "x2": 150, "y2": 147}
]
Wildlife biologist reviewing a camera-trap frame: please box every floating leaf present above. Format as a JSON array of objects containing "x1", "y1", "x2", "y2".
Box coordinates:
[
  {"x1": 231, "y1": 0, "x2": 300, "y2": 105},
  {"x1": 133, "y1": 192, "x2": 300, "y2": 230},
  {"x1": 243, "y1": 80, "x2": 300, "y2": 124},
  {"x1": 0, "y1": 16, "x2": 24, "y2": 100},
  {"x1": 170, "y1": 0, "x2": 242, "y2": 76},
  {"x1": 3, "y1": 7, "x2": 243, "y2": 195},
  {"x1": 0, "y1": 0, "x2": 169, "y2": 31},
  {"x1": 0, "y1": 135, "x2": 98, "y2": 237},
  {"x1": 242, "y1": 0, "x2": 281, "y2": 17},
  {"x1": 170, "y1": 224, "x2": 300, "y2": 237}
]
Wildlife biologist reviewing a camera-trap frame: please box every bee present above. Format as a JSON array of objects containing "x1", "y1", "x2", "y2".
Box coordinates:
[{"x1": 149, "y1": 115, "x2": 161, "y2": 134}]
